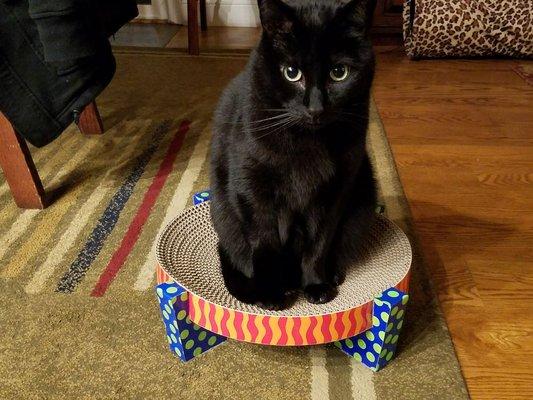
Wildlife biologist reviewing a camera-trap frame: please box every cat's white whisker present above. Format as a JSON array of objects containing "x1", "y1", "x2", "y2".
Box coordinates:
[
  {"x1": 246, "y1": 116, "x2": 295, "y2": 133},
  {"x1": 249, "y1": 113, "x2": 292, "y2": 125},
  {"x1": 253, "y1": 118, "x2": 299, "y2": 140}
]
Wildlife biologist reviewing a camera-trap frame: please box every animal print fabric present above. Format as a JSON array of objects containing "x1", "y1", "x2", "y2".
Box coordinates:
[{"x1": 403, "y1": 0, "x2": 533, "y2": 58}]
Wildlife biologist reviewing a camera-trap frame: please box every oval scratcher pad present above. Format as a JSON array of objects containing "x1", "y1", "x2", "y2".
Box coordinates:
[{"x1": 156, "y1": 202, "x2": 411, "y2": 344}]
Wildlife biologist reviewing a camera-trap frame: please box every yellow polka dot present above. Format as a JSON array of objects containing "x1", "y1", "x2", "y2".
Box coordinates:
[
  {"x1": 374, "y1": 299, "x2": 384, "y2": 307},
  {"x1": 173, "y1": 320, "x2": 179, "y2": 329},
  {"x1": 185, "y1": 340, "x2": 195, "y2": 350},
  {"x1": 391, "y1": 335, "x2": 399, "y2": 344},
  {"x1": 185, "y1": 316, "x2": 192, "y2": 324},
  {"x1": 193, "y1": 347, "x2": 202, "y2": 357},
  {"x1": 373, "y1": 343, "x2": 381, "y2": 353},
  {"x1": 170, "y1": 334, "x2": 177, "y2": 343},
  {"x1": 397, "y1": 310, "x2": 405, "y2": 319},
  {"x1": 175, "y1": 347, "x2": 182, "y2": 357},
  {"x1": 357, "y1": 339, "x2": 366, "y2": 349},
  {"x1": 366, "y1": 352, "x2": 376, "y2": 363},
  {"x1": 372, "y1": 316, "x2": 379, "y2": 326},
  {"x1": 380, "y1": 348, "x2": 387, "y2": 358},
  {"x1": 386, "y1": 351, "x2": 393, "y2": 361},
  {"x1": 334, "y1": 341, "x2": 342, "y2": 349},
  {"x1": 170, "y1": 324, "x2": 176, "y2": 334},
  {"x1": 180, "y1": 293, "x2": 188, "y2": 302},
  {"x1": 388, "y1": 290, "x2": 399, "y2": 298},
  {"x1": 397, "y1": 320, "x2": 403, "y2": 330},
  {"x1": 380, "y1": 312, "x2": 389, "y2": 323},
  {"x1": 193, "y1": 324, "x2": 201, "y2": 331},
  {"x1": 386, "y1": 323, "x2": 393, "y2": 332},
  {"x1": 177, "y1": 310, "x2": 186, "y2": 320},
  {"x1": 166, "y1": 286, "x2": 178, "y2": 294},
  {"x1": 208, "y1": 336, "x2": 217, "y2": 346},
  {"x1": 353, "y1": 353, "x2": 362, "y2": 362},
  {"x1": 345, "y1": 338, "x2": 354, "y2": 349},
  {"x1": 365, "y1": 331, "x2": 375, "y2": 341},
  {"x1": 165, "y1": 304, "x2": 172, "y2": 314},
  {"x1": 162, "y1": 310, "x2": 169, "y2": 320},
  {"x1": 180, "y1": 329, "x2": 189, "y2": 340},
  {"x1": 156, "y1": 288, "x2": 164, "y2": 298},
  {"x1": 198, "y1": 331, "x2": 207, "y2": 341},
  {"x1": 167, "y1": 335, "x2": 172, "y2": 344},
  {"x1": 391, "y1": 306, "x2": 398, "y2": 316},
  {"x1": 378, "y1": 331, "x2": 385, "y2": 341},
  {"x1": 385, "y1": 335, "x2": 392, "y2": 344},
  {"x1": 402, "y1": 296, "x2": 408, "y2": 305}
]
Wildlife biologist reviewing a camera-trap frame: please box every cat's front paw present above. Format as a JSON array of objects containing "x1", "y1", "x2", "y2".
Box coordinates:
[
  {"x1": 304, "y1": 283, "x2": 337, "y2": 304},
  {"x1": 255, "y1": 291, "x2": 289, "y2": 311}
]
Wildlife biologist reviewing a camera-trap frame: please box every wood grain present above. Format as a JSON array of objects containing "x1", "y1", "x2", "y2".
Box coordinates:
[
  {"x1": 167, "y1": 26, "x2": 261, "y2": 52},
  {"x1": 187, "y1": 0, "x2": 200, "y2": 55},
  {"x1": 0, "y1": 111, "x2": 46, "y2": 209},
  {"x1": 373, "y1": 47, "x2": 533, "y2": 399},
  {"x1": 77, "y1": 101, "x2": 104, "y2": 135},
  {"x1": 373, "y1": 0, "x2": 403, "y2": 34}
]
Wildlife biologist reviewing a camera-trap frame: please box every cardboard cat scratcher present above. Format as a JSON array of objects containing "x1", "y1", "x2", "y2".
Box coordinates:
[{"x1": 155, "y1": 191, "x2": 411, "y2": 371}]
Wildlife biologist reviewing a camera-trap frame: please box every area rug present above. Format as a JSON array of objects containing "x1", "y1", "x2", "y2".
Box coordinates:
[{"x1": 0, "y1": 50, "x2": 469, "y2": 399}]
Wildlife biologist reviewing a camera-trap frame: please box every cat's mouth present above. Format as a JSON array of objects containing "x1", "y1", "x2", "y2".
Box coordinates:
[
  {"x1": 302, "y1": 115, "x2": 327, "y2": 130},
  {"x1": 307, "y1": 121, "x2": 323, "y2": 129}
]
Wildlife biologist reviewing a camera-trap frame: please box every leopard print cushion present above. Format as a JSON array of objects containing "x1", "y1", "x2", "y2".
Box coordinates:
[{"x1": 403, "y1": 0, "x2": 533, "y2": 58}]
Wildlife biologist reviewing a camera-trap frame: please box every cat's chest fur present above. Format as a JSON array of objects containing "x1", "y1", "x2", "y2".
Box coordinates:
[
  {"x1": 247, "y1": 138, "x2": 336, "y2": 211},
  {"x1": 286, "y1": 147, "x2": 335, "y2": 209}
]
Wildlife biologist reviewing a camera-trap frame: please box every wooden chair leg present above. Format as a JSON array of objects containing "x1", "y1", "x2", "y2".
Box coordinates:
[
  {"x1": 200, "y1": 0, "x2": 207, "y2": 32},
  {"x1": 0, "y1": 111, "x2": 46, "y2": 209},
  {"x1": 188, "y1": 0, "x2": 200, "y2": 55},
  {"x1": 77, "y1": 101, "x2": 104, "y2": 135}
]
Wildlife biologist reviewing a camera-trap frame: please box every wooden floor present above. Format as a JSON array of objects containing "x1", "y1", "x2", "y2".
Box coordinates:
[
  {"x1": 111, "y1": 23, "x2": 261, "y2": 51},
  {"x1": 166, "y1": 26, "x2": 261, "y2": 51},
  {"x1": 373, "y1": 47, "x2": 533, "y2": 399}
]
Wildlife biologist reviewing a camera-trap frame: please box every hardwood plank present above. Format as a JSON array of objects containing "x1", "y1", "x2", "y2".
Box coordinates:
[
  {"x1": 166, "y1": 26, "x2": 261, "y2": 52},
  {"x1": 463, "y1": 369, "x2": 533, "y2": 400},
  {"x1": 373, "y1": 47, "x2": 533, "y2": 399}
]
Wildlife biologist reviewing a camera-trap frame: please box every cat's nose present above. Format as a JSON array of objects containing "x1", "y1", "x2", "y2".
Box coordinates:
[
  {"x1": 308, "y1": 104, "x2": 323, "y2": 119},
  {"x1": 307, "y1": 87, "x2": 324, "y2": 122}
]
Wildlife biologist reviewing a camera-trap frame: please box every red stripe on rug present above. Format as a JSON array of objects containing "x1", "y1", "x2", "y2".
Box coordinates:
[{"x1": 91, "y1": 120, "x2": 191, "y2": 297}]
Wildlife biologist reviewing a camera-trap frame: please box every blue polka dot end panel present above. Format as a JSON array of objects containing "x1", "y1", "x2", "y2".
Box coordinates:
[
  {"x1": 193, "y1": 190, "x2": 211, "y2": 206},
  {"x1": 334, "y1": 288, "x2": 409, "y2": 371},
  {"x1": 156, "y1": 282, "x2": 226, "y2": 361}
]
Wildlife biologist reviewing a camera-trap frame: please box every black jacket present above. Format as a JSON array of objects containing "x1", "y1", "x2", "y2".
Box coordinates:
[{"x1": 0, "y1": 0, "x2": 138, "y2": 147}]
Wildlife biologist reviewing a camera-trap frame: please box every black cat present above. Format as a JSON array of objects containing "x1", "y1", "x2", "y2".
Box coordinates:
[{"x1": 210, "y1": 0, "x2": 377, "y2": 310}]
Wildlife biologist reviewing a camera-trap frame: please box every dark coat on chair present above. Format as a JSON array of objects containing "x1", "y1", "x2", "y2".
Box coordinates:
[{"x1": 0, "y1": 0, "x2": 138, "y2": 147}]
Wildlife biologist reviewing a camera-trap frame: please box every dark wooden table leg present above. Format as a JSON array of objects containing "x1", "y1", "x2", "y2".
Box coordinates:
[
  {"x1": 0, "y1": 111, "x2": 46, "y2": 209},
  {"x1": 77, "y1": 101, "x2": 104, "y2": 135},
  {"x1": 200, "y1": 0, "x2": 207, "y2": 32},
  {"x1": 188, "y1": 0, "x2": 200, "y2": 55}
]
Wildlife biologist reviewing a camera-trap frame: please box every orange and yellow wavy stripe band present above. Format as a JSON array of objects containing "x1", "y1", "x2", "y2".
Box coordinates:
[
  {"x1": 157, "y1": 263, "x2": 410, "y2": 346},
  {"x1": 186, "y1": 294, "x2": 374, "y2": 346},
  {"x1": 156, "y1": 263, "x2": 173, "y2": 284}
]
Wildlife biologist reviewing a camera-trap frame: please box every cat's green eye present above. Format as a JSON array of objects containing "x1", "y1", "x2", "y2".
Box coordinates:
[
  {"x1": 330, "y1": 64, "x2": 350, "y2": 82},
  {"x1": 282, "y1": 66, "x2": 303, "y2": 82}
]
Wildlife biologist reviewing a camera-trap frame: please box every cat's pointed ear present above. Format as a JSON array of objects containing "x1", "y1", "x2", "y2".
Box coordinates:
[
  {"x1": 338, "y1": 0, "x2": 377, "y2": 32},
  {"x1": 257, "y1": 0, "x2": 294, "y2": 35}
]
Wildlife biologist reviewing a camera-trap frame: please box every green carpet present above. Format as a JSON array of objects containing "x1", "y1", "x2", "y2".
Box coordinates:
[{"x1": 0, "y1": 50, "x2": 469, "y2": 399}]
